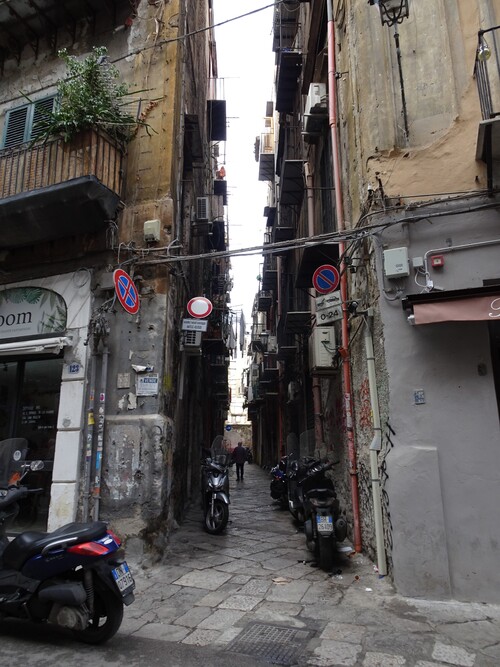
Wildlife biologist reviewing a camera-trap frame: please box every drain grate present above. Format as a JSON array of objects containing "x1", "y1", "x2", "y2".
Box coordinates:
[{"x1": 226, "y1": 622, "x2": 310, "y2": 665}]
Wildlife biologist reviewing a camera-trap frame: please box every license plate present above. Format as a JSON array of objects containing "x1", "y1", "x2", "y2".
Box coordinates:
[
  {"x1": 317, "y1": 515, "x2": 334, "y2": 533},
  {"x1": 112, "y1": 562, "x2": 135, "y2": 595}
]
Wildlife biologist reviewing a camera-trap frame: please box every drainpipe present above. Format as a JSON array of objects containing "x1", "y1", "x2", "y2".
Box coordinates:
[
  {"x1": 92, "y1": 342, "x2": 109, "y2": 521},
  {"x1": 327, "y1": 0, "x2": 362, "y2": 552},
  {"x1": 82, "y1": 347, "x2": 97, "y2": 521},
  {"x1": 305, "y1": 162, "x2": 324, "y2": 449},
  {"x1": 364, "y1": 309, "x2": 387, "y2": 576}
]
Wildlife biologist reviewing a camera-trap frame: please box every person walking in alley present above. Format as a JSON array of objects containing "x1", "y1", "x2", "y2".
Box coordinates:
[{"x1": 232, "y1": 441, "x2": 247, "y2": 481}]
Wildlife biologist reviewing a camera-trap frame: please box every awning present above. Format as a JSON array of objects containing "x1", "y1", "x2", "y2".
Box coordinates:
[
  {"x1": 0, "y1": 336, "x2": 72, "y2": 357},
  {"x1": 402, "y1": 287, "x2": 500, "y2": 325}
]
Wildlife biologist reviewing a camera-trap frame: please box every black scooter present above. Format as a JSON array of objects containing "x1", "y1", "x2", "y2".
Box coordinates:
[
  {"x1": 300, "y1": 459, "x2": 348, "y2": 571},
  {"x1": 0, "y1": 437, "x2": 135, "y2": 644},
  {"x1": 270, "y1": 454, "x2": 290, "y2": 510},
  {"x1": 201, "y1": 438, "x2": 230, "y2": 534}
]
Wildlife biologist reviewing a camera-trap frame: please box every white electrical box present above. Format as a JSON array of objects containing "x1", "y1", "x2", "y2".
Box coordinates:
[
  {"x1": 144, "y1": 219, "x2": 161, "y2": 242},
  {"x1": 309, "y1": 327, "x2": 336, "y2": 372},
  {"x1": 383, "y1": 247, "x2": 410, "y2": 278}
]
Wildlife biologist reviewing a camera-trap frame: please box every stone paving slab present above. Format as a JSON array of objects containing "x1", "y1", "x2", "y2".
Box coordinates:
[{"x1": 125, "y1": 463, "x2": 500, "y2": 667}]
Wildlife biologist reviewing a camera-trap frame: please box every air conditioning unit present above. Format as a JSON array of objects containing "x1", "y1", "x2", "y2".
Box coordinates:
[
  {"x1": 303, "y1": 83, "x2": 328, "y2": 137},
  {"x1": 309, "y1": 326, "x2": 336, "y2": 372},
  {"x1": 196, "y1": 196, "x2": 210, "y2": 221},
  {"x1": 267, "y1": 335, "x2": 278, "y2": 353},
  {"x1": 181, "y1": 330, "x2": 202, "y2": 355},
  {"x1": 250, "y1": 363, "x2": 260, "y2": 379}
]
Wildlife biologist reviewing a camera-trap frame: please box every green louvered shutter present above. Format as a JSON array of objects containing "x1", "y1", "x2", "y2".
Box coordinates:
[
  {"x1": 2, "y1": 96, "x2": 55, "y2": 148},
  {"x1": 30, "y1": 96, "x2": 55, "y2": 141},
  {"x1": 3, "y1": 106, "x2": 29, "y2": 148}
]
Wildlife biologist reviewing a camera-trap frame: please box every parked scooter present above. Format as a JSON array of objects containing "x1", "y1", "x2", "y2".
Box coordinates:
[
  {"x1": 299, "y1": 459, "x2": 348, "y2": 571},
  {"x1": 286, "y1": 455, "x2": 318, "y2": 523},
  {"x1": 0, "y1": 437, "x2": 135, "y2": 644},
  {"x1": 201, "y1": 437, "x2": 230, "y2": 534},
  {"x1": 270, "y1": 454, "x2": 290, "y2": 510}
]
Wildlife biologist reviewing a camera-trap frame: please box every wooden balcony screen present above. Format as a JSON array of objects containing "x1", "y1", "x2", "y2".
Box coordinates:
[{"x1": 0, "y1": 129, "x2": 124, "y2": 200}]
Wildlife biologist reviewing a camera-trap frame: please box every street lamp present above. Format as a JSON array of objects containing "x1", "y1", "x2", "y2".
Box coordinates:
[{"x1": 370, "y1": 0, "x2": 410, "y2": 143}]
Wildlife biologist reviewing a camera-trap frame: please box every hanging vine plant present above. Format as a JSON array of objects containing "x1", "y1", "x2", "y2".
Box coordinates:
[{"x1": 32, "y1": 46, "x2": 149, "y2": 144}]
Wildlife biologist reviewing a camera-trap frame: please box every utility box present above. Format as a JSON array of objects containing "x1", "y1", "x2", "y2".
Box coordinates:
[
  {"x1": 383, "y1": 247, "x2": 410, "y2": 278},
  {"x1": 144, "y1": 219, "x2": 161, "y2": 242},
  {"x1": 309, "y1": 327, "x2": 336, "y2": 373}
]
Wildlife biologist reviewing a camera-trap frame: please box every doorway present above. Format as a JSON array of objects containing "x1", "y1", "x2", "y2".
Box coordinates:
[{"x1": 0, "y1": 356, "x2": 63, "y2": 531}]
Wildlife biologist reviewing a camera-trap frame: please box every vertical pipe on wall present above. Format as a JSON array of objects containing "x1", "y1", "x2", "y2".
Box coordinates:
[
  {"x1": 92, "y1": 344, "x2": 109, "y2": 521},
  {"x1": 327, "y1": 0, "x2": 362, "y2": 552},
  {"x1": 82, "y1": 348, "x2": 97, "y2": 522},
  {"x1": 364, "y1": 311, "x2": 387, "y2": 576},
  {"x1": 305, "y1": 162, "x2": 324, "y2": 449}
]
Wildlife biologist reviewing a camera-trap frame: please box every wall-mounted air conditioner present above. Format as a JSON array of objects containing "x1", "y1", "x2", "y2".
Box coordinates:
[
  {"x1": 309, "y1": 326, "x2": 336, "y2": 373},
  {"x1": 196, "y1": 196, "x2": 210, "y2": 221},
  {"x1": 303, "y1": 83, "x2": 328, "y2": 137},
  {"x1": 181, "y1": 330, "x2": 202, "y2": 355},
  {"x1": 267, "y1": 336, "x2": 278, "y2": 353}
]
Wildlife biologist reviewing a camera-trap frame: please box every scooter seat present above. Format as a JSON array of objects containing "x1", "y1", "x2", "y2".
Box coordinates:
[
  {"x1": 3, "y1": 521, "x2": 108, "y2": 571},
  {"x1": 306, "y1": 488, "x2": 336, "y2": 501}
]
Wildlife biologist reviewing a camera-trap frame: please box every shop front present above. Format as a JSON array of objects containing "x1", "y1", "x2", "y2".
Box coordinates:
[{"x1": 0, "y1": 274, "x2": 91, "y2": 532}]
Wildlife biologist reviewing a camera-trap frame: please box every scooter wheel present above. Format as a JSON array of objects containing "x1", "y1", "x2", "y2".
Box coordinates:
[
  {"x1": 204, "y1": 500, "x2": 229, "y2": 534},
  {"x1": 72, "y1": 581, "x2": 124, "y2": 644},
  {"x1": 318, "y1": 536, "x2": 336, "y2": 572}
]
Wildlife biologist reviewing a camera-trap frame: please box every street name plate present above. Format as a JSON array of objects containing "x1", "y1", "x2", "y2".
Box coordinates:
[
  {"x1": 182, "y1": 318, "x2": 208, "y2": 332},
  {"x1": 316, "y1": 291, "x2": 343, "y2": 324}
]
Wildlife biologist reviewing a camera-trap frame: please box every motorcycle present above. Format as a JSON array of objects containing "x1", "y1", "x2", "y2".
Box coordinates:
[
  {"x1": 0, "y1": 437, "x2": 135, "y2": 644},
  {"x1": 201, "y1": 437, "x2": 230, "y2": 534},
  {"x1": 270, "y1": 454, "x2": 290, "y2": 510},
  {"x1": 299, "y1": 458, "x2": 348, "y2": 571}
]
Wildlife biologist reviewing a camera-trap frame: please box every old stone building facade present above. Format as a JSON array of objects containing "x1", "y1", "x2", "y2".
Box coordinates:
[
  {"x1": 248, "y1": 0, "x2": 500, "y2": 603},
  {"x1": 0, "y1": 0, "x2": 231, "y2": 555}
]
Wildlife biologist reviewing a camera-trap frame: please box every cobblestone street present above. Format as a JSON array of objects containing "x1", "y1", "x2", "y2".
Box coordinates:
[{"x1": 1, "y1": 461, "x2": 499, "y2": 667}]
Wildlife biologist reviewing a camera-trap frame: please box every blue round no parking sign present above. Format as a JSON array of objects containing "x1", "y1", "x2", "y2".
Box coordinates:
[{"x1": 312, "y1": 264, "x2": 340, "y2": 295}]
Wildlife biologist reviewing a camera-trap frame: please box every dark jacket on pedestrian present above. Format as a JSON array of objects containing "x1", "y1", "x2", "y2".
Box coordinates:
[{"x1": 232, "y1": 444, "x2": 247, "y2": 464}]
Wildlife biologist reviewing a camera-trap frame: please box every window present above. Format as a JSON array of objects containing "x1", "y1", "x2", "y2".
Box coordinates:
[{"x1": 2, "y1": 96, "x2": 55, "y2": 149}]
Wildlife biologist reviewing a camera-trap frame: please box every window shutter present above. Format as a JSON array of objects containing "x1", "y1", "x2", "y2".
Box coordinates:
[
  {"x1": 3, "y1": 106, "x2": 28, "y2": 148},
  {"x1": 30, "y1": 96, "x2": 55, "y2": 141},
  {"x1": 2, "y1": 96, "x2": 55, "y2": 148}
]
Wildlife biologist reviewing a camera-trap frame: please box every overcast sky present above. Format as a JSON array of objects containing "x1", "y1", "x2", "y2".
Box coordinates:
[{"x1": 213, "y1": 1, "x2": 275, "y2": 336}]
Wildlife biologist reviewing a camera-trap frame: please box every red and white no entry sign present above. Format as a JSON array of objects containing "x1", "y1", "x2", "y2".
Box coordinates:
[
  {"x1": 187, "y1": 297, "x2": 213, "y2": 319},
  {"x1": 113, "y1": 269, "x2": 140, "y2": 315},
  {"x1": 312, "y1": 264, "x2": 340, "y2": 295}
]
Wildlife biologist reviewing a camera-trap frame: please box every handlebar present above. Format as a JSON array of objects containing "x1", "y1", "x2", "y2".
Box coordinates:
[{"x1": 0, "y1": 485, "x2": 43, "y2": 510}]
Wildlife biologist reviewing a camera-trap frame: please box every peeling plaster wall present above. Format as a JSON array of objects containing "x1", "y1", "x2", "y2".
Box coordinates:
[{"x1": 334, "y1": 0, "x2": 500, "y2": 603}]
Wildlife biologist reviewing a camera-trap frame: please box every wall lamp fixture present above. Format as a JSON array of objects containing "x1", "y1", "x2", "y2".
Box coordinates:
[{"x1": 369, "y1": 0, "x2": 410, "y2": 143}]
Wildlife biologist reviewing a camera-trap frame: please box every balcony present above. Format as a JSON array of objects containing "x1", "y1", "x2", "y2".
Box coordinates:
[
  {"x1": 295, "y1": 242, "x2": 340, "y2": 289},
  {"x1": 0, "y1": 129, "x2": 124, "y2": 249},
  {"x1": 0, "y1": 0, "x2": 131, "y2": 58},
  {"x1": 262, "y1": 254, "x2": 278, "y2": 291},
  {"x1": 275, "y1": 50, "x2": 303, "y2": 114},
  {"x1": 475, "y1": 26, "x2": 500, "y2": 189},
  {"x1": 279, "y1": 160, "x2": 304, "y2": 207},
  {"x1": 258, "y1": 132, "x2": 275, "y2": 182},
  {"x1": 257, "y1": 290, "x2": 273, "y2": 312}
]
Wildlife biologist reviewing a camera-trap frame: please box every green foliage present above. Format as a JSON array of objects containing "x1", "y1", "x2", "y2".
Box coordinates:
[{"x1": 35, "y1": 46, "x2": 142, "y2": 143}]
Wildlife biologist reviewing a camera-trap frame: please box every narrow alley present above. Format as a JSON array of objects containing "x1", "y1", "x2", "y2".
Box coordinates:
[{"x1": 2, "y1": 462, "x2": 499, "y2": 667}]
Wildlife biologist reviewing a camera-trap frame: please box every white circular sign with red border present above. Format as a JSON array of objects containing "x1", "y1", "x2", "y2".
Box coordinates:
[{"x1": 187, "y1": 297, "x2": 213, "y2": 319}]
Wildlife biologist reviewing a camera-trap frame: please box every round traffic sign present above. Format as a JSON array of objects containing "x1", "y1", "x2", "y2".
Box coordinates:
[
  {"x1": 187, "y1": 297, "x2": 213, "y2": 319},
  {"x1": 312, "y1": 264, "x2": 340, "y2": 295},
  {"x1": 113, "y1": 269, "x2": 140, "y2": 314},
  {"x1": 225, "y1": 424, "x2": 232, "y2": 431}
]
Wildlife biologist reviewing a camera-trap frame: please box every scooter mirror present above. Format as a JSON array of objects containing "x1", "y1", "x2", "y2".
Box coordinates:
[{"x1": 30, "y1": 460, "x2": 44, "y2": 471}]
